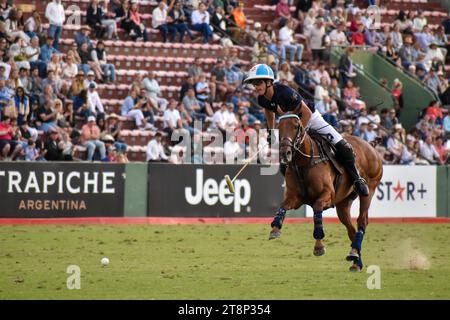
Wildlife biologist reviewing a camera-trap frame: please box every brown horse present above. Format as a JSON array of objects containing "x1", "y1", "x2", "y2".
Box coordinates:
[{"x1": 269, "y1": 109, "x2": 383, "y2": 272}]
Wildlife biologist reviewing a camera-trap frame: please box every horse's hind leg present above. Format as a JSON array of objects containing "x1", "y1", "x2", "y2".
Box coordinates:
[
  {"x1": 348, "y1": 184, "x2": 377, "y2": 272},
  {"x1": 336, "y1": 197, "x2": 358, "y2": 268}
]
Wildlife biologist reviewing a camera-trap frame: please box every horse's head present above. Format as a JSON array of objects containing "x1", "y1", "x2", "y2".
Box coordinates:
[{"x1": 278, "y1": 108, "x2": 305, "y2": 164}]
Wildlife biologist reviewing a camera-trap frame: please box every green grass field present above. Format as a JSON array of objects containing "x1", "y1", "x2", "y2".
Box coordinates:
[{"x1": 1, "y1": 223, "x2": 450, "y2": 299}]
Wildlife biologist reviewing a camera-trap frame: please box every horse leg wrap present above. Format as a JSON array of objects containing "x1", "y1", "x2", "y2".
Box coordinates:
[
  {"x1": 271, "y1": 208, "x2": 286, "y2": 229},
  {"x1": 313, "y1": 212, "x2": 325, "y2": 240},
  {"x1": 351, "y1": 227, "x2": 365, "y2": 251}
]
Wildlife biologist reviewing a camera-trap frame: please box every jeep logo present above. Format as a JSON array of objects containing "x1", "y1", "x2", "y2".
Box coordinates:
[{"x1": 185, "y1": 169, "x2": 251, "y2": 213}]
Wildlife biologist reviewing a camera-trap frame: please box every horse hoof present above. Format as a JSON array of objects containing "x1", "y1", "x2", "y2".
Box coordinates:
[
  {"x1": 269, "y1": 231, "x2": 281, "y2": 240},
  {"x1": 349, "y1": 264, "x2": 362, "y2": 272},
  {"x1": 346, "y1": 251, "x2": 359, "y2": 261},
  {"x1": 313, "y1": 247, "x2": 326, "y2": 256}
]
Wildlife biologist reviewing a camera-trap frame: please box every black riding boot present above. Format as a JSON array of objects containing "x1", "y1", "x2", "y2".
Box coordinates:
[{"x1": 334, "y1": 140, "x2": 369, "y2": 197}]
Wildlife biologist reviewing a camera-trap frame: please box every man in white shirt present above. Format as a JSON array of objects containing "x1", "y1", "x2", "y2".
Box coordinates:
[
  {"x1": 146, "y1": 132, "x2": 169, "y2": 162},
  {"x1": 278, "y1": 19, "x2": 303, "y2": 63},
  {"x1": 211, "y1": 103, "x2": 229, "y2": 132},
  {"x1": 45, "y1": 0, "x2": 65, "y2": 50},
  {"x1": 87, "y1": 82, "x2": 105, "y2": 117},
  {"x1": 142, "y1": 71, "x2": 168, "y2": 112},
  {"x1": 329, "y1": 21, "x2": 348, "y2": 47},
  {"x1": 152, "y1": 1, "x2": 176, "y2": 43},
  {"x1": 224, "y1": 135, "x2": 243, "y2": 164},
  {"x1": 163, "y1": 99, "x2": 183, "y2": 135},
  {"x1": 305, "y1": 18, "x2": 326, "y2": 61},
  {"x1": 419, "y1": 135, "x2": 441, "y2": 164},
  {"x1": 190, "y1": 2, "x2": 213, "y2": 44}
]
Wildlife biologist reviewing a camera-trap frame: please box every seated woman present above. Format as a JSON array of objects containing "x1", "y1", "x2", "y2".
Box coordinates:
[{"x1": 342, "y1": 80, "x2": 366, "y2": 112}]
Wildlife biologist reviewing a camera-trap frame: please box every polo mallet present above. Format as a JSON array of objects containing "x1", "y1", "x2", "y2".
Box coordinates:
[{"x1": 225, "y1": 143, "x2": 269, "y2": 194}]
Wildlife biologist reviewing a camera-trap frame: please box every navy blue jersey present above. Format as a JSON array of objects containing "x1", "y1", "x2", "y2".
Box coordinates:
[{"x1": 257, "y1": 82, "x2": 315, "y2": 114}]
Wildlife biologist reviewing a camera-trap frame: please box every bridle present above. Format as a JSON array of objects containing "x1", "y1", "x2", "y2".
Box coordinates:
[{"x1": 278, "y1": 114, "x2": 319, "y2": 159}]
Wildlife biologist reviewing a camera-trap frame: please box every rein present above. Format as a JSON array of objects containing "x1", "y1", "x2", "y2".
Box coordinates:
[{"x1": 279, "y1": 114, "x2": 320, "y2": 159}]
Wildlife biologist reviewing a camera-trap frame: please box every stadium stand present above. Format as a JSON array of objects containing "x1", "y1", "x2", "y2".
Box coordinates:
[{"x1": 0, "y1": 0, "x2": 448, "y2": 164}]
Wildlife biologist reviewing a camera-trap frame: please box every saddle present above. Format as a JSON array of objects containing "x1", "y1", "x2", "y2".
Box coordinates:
[{"x1": 307, "y1": 130, "x2": 345, "y2": 176}]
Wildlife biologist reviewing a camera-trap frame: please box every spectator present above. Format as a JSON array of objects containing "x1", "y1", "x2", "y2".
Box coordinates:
[
  {"x1": 45, "y1": 0, "x2": 65, "y2": 50},
  {"x1": 129, "y1": 0, "x2": 148, "y2": 42},
  {"x1": 224, "y1": 59, "x2": 240, "y2": 93},
  {"x1": 419, "y1": 135, "x2": 441, "y2": 164},
  {"x1": 392, "y1": 78, "x2": 403, "y2": 113},
  {"x1": 224, "y1": 133, "x2": 243, "y2": 163},
  {"x1": 121, "y1": 90, "x2": 153, "y2": 130},
  {"x1": 279, "y1": 19, "x2": 303, "y2": 63},
  {"x1": 146, "y1": 132, "x2": 169, "y2": 162},
  {"x1": 14, "y1": 87, "x2": 29, "y2": 126},
  {"x1": 182, "y1": 87, "x2": 212, "y2": 121},
  {"x1": 329, "y1": 21, "x2": 348, "y2": 47},
  {"x1": 24, "y1": 11, "x2": 44, "y2": 40},
  {"x1": 75, "y1": 26, "x2": 94, "y2": 50},
  {"x1": 315, "y1": 93, "x2": 338, "y2": 127},
  {"x1": 434, "y1": 136, "x2": 448, "y2": 164},
  {"x1": 142, "y1": 71, "x2": 169, "y2": 112},
  {"x1": 37, "y1": 100, "x2": 59, "y2": 133},
  {"x1": 44, "y1": 127, "x2": 64, "y2": 161},
  {"x1": 40, "y1": 36, "x2": 59, "y2": 65},
  {"x1": 343, "y1": 80, "x2": 366, "y2": 112},
  {"x1": 305, "y1": 18, "x2": 326, "y2": 61},
  {"x1": 400, "y1": 137, "x2": 418, "y2": 165},
  {"x1": 338, "y1": 47, "x2": 356, "y2": 87},
  {"x1": 87, "y1": 0, "x2": 106, "y2": 39},
  {"x1": 104, "y1": 113, "x2": 127, "y2": 153},
  {"x1": 195, "y1": 73, "x2": 212, "y2": 104},
  {"x1": 228, "y1": 2, "x2": 247, "y2": 42},
  {"x1": 386, "y1": 124, "x2": 404, "y2": 163},
  {"x1": 152, "y1": 0, "x2": 176, "y2": 43},
  {"x1": 114, "y1": 0, "x2": 132, "y2": 38},
  {"x1": 100, "y1": 0, "x2": 119, "y2": 40},
  {"x1": 91, "y1": 41, "x2": 116, "y2": 83},
  {"x1": 275, "y1": 0, "x2": 292, "y2": 28},
  {"x1": 26, "y1": 36, "x2": 46, "y2": 78},
  {"x1": 87, "y1": 82, "x2": 105, "y2": 119},
  {"x1": 5, "y1": 9, "x2": 30, "y2": 44},
  {"x1": 278, "y1": 62, "x2": 295, "y2": 86},
  {"x1": 78, "y1": 42, "x2": 103, "y2": 80},
  {"x1": 81, "y1": 115, "x2": 106, "y2": 161},
  {"x1": 0, "y1": 0, "x2": 12, "y2": 21},
  {"x1": 212, "y1": 6, "x2": 230, "y2": 39},
  {"x1": 187, "y1": 57, "x2": 204, "y2": 82},
  {"x1": 0, "y1": 116, "x2": 23, "y2": 160},
  {"x1": 168, "y1": 1, "x2": 194, "y2": 43},
  {"x1": 190, "y1": 2, "x2": 213, "y2": 44},
  {"x1": 25, "y1": 139, "x2": 46, "y2": 161},
  {"x1": 163, "y1": 99, "x2": 183, "y2": 136}
]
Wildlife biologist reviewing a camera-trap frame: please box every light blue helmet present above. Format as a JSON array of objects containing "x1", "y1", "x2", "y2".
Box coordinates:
[{"x1": 243, "y1": 64, "x2": 275, "y2": 83}]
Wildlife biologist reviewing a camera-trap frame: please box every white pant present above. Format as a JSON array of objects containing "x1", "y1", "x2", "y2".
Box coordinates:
[
  {"x1": 307, "y1": 110, "x2": 343, "y2": 145},
  {"x1": 126, "y1": 109, "x2": 145, "y2": 126}
]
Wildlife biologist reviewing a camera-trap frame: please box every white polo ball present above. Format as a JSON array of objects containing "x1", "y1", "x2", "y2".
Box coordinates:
[{"x1": 101, "y1": 257, "x2": 110, "y2": 266}]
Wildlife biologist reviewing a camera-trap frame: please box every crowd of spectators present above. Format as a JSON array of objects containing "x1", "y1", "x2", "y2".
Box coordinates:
[{"x1": 0, "y1": 0, "x2": 449, "y2": 165}]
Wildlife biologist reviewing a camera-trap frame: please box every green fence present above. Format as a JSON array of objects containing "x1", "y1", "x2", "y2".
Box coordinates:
[
  {"x1": 332, "y1": 48, "x2": 438, "y2": 130},
  {"x1": 330, "y1": 48, "x2": 396, "y2": 112}
]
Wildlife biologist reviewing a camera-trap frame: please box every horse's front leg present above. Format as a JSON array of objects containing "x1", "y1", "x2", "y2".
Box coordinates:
[
  {"x1": 312, "y1": 192, "x2": 332, "y2": 256},
  {"x1": 269, "y1": 195, "x2": 302, "y2": 240}
]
